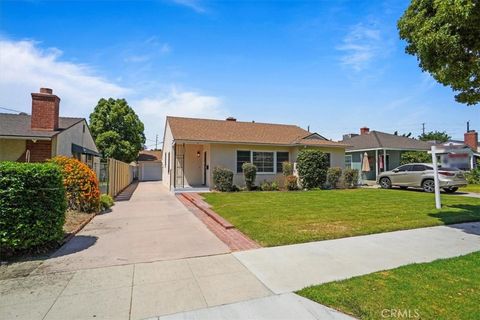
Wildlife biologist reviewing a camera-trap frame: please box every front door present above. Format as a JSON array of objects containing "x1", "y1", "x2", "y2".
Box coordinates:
[{"x1": 203, "y1": 151, "x2": 207, "y2": 185}]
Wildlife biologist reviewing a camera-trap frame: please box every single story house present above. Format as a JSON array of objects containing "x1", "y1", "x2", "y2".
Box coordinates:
[
  {"x1": 137, "y1": 150, "x2": 162, "y2": 181},
  {"x1": 0, "y1": 88, "x2": 101, "y2": 175},
  {"x1": 433, "y1": 130, "x2": 479, "y2": 170},
  {"x1": 162, "y1": 116, "x2": 348, "y2": 191},
  {"x1": 341, "y1": 127, "x2": 432, "y2": 181}
]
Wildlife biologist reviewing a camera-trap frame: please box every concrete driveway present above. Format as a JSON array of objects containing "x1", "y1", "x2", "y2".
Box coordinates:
[{"x1": 37, "y1": 181, "x2": 229, "y2": 273}]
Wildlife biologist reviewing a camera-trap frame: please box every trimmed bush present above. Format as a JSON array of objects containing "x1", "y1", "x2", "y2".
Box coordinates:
[
  {"x1": 212, "y1": 167, "x2": 234, "y2": 191},
  {"x1": 285, "y1": 175, "x2": 298, "y2": 190},
  {"x1": 282, "y1": 162, "x2": 293, "y2": 176},
  {"x1": 242, "y1": 163, "x2": 257, "y2": 191},
  {"x1": 260, "y1": 180, "x2": 279, "y2": 191},
  {"x1": 466, "y1": 168, "x2": 480, "y2": 184},
  {"x1": 0, "y1": 162, "x2": 66, "y2": 252},
  {"x1": 326, "y1": 167, "x2": 342, "y2": 189},
  {"x1": 50, "y1": 156, "x2": 100, "y2": 213},
  {"x1": 99, "y1": 194, "x2": 114, "y2": 211},
  {"x1": 400, "y1": 151, "x2": 431, "y2": 165},
  {"x1": 343, "y1": 168, "x2": 359, "y2": 188},
  {"x1": 296, "y1": 149, "x2": 329, "y2": 189}
]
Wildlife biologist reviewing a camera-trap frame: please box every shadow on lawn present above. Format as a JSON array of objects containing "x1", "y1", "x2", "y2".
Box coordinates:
[
  {"x1": 49, "y1": 235, "x2": 98, "y2": 258},
  {"x1": 429, "y1": 204, "x2": 480, "y2": 236}
]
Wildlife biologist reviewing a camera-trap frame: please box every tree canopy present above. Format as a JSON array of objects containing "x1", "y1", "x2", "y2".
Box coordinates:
[
  {"x1": 89, "y1": 98, "x2": 145, "y2": 163},
  {"x1": 418, "y1": 130, "x2": 451, "y2": 142},
  {"x1": 398, "y1": 0, "x2": 480, "y2": 105}
]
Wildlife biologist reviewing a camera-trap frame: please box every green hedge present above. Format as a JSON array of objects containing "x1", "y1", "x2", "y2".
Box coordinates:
[
  {"x1": 297, "y1": 149, "x2": 329, "y2": 189},
  {"x1": 212, "y1": 167, "x2": 234, "y2": 191},
  {"x1": 0, "y1": 162, "x2": 66, "y2": 253}
]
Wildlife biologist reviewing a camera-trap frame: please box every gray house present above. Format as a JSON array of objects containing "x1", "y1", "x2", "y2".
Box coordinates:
[{"x1": 342, "y1": 127, "x2": 432, "y2": 181}]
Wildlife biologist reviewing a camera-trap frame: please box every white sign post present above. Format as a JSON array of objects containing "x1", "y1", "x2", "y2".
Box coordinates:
[{"x1": 431, "y1": 146, "x2": 441, "y2": 209}]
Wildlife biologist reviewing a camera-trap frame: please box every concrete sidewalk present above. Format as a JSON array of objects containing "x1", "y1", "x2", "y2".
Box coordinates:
[
  {"x1": 155, "y1": 293, "x2": 354, "y2": 320},
  {"x1": 234, "y1": 222, "x2": 480, "y2": 293},
  {"x1": 36, "y1": 182, "x2": 229, "y2": 273},
  {"x1": 0, "y1": 254, "x2": 272, "y2": 320}
]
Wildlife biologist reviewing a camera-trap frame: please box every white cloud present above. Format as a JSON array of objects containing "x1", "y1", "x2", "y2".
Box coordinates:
[
  {"x1": 134, "y1": 87, "x2": 227, "y2": 145},
  {"x1": 337, "y1": 23, "x2": 386, "y2": 72},
  {"x1": 171, "y1": 0, "x2": 206, "y2": 13},
  {"x1": 0, "y1": 39, "x2": 128, "y2": 118},
  {"x1": 0, "y1": 38, "x2": 227, "y2": 148}
]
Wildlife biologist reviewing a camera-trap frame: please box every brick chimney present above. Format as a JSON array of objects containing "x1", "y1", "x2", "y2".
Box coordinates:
[
  {"x1": 360, "y1": 127, "x2": 370, "y2": 135},
  {"x1": 464, "y1": 130, "x2": 478, "y2": 151},
  {"x1": 31, "y1": 88, "x2": 60, "y2": 130}
]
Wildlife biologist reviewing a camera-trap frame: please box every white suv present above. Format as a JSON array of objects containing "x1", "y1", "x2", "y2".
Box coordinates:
[{"x1": 377, "y1": 163, "x2": 467, "y2": 193}]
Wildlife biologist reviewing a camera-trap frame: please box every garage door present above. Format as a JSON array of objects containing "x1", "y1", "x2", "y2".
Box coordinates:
[{"x1": 140, "y1": 162, "x2": 162, "y2": 181}]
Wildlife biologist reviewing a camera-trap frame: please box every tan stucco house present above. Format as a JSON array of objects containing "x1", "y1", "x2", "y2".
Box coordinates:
[
  {"x1": 0, "y1": 88, "x2": 101, "y2": 175},
  {"x1": 162, "y1": 116, "x2": 348, "y2": 191}
]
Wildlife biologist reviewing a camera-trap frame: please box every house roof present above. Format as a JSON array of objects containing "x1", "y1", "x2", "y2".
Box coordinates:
[
  {"x1": 0, "y1": 113, "x2": 84, "y2": 139},
  {"x1": 138, "y1": 150, "x2": 162, "y2": 162},
  {"x1": 342, "y1": 130, "x2": 432, "y2": 151},
  {"x1": 166, "y1": 116, "x2": 348, "y2": 148}
]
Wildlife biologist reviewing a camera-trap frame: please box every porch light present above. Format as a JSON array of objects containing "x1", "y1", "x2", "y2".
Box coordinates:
[{"x1": 197, "y1": 151, "x2": 200, "y2": 158}]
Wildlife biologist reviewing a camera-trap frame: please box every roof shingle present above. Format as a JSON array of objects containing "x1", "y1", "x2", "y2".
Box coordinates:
[
  {"x1": 0, "y1": 113, "x2": 84, "y2": 138},
  {"x1": 342, "y1": 131, "x2": 432, "y2": 151},
  {"x1": 166, "y1": 116, "x2": 347, "y2": 148}
]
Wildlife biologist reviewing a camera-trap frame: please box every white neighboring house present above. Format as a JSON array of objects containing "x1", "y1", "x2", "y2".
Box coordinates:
[
  {"x1": 137, "y1": 150, "x2": 162, "y2": 181},
  {"x1": 0, "y1": 88, "x2": 101, "y2": 176},
  {"x1": 433, "y1": 130, "x2": 479, "y2": 170},
  {"x1": 161, "y1": 116, "x2": 348, "y2": 192}
]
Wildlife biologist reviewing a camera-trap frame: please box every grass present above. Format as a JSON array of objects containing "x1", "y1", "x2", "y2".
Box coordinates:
[
  {"x1": 461, "y1": 184, "x2": 480, "y2": 193},
  {"x1": 297, "y1": 251, "x2": 480, "y2": 320},
  {"x1": 202, "y1": 189, "x2": 480, "y2": 246}
]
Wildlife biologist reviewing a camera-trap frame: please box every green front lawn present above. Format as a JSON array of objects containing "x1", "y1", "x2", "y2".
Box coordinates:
[
  {"x1": 202, "y1": 189, "x2": 480, "y2": 246},
  {"x1": 297, "y1": 251, "x2": 480, "y2": 320},
  {"x1": 461, "y1": 184, "x2": 480, "y2": 193}
]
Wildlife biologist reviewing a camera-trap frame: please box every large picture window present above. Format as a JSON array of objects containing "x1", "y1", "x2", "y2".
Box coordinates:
[
  {"x1": 236, "y1": 150, "x2": 289, "y2": 173},
  {"x1": 236, "y1": 150, "x2": 251, "y2": 173},
  {"x1": 253, "y1": 151, "x2": 274, "y2": 173},
  {"x1": 276, "y1": 152, "x2": 289, "y2": 173}
]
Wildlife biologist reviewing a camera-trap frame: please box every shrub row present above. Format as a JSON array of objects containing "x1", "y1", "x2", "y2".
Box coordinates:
[{"x1": 0, "y1": 162, "x2": 66, "y2": 253}]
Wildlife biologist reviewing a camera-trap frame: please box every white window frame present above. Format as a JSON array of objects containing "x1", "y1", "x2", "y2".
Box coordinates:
[
  {"x1": 345, "y1": 155, "x2": 352, "y2": 169},
  {"x1": 252, "y1": 150, "x2": 275, "y2": 174},
  {"x1": 235, "y1": 149, "x2": 289, "y2": 175}
]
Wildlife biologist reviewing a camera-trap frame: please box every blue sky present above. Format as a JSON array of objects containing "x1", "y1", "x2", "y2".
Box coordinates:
[{"x1": 0, "y1": 0, "x2": 478, "y2": 148}]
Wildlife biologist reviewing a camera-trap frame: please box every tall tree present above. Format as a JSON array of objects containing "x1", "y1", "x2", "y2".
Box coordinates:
[
  {"x1": 398, "y1": 0, "x2": 480, "y2": 105},
  {"x1": 89, "y1": 98, "x2": 145, "y2": 163},
  {"x1": 419, "y1": 130, "x2": 451, "y2": 143}
]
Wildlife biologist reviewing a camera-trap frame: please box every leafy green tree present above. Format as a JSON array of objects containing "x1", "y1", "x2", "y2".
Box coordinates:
[
  {"x1": 398, "y1": 0, "x2": 480, "y2": 105},
  {"x1": 419, "y1": 130, "x2": 451, "y2": 143},
  {"x1": 400, "y1": 151, "x2": 431, "y2": 165},
  {"x1": 89, "y1": 98, "x2": 145, "y2": 163}
]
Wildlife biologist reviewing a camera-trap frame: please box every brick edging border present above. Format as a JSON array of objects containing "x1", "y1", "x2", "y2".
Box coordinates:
[
  {"x1": 177, "y1": 192, "x2": 261, "y2": 251},
  {"x1": 180, "y1": 193, "x2": 234, "y2": 229}
]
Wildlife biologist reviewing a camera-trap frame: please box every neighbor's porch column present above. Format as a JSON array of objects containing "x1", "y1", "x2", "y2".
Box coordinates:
[
  {"x1": 375, "y1": 149, "x2": 379, "y2": 179},
  {"x1": 383, "y1": 149, "x2": 387, "y2": 171}
]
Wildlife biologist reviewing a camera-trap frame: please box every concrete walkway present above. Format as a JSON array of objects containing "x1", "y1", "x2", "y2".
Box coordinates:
[
  {"x1": 37, "y1": 182, "x2": 229, "y2": 273},
  {"x1": 234, "y1": 222, "x2": 480, "y2": 293},
  {"x1": 155, "y1": 293, "x2": 354, "y2": 320},
  {"x1": 0, "y1": 254, "x2": 272, "y2": 320}
]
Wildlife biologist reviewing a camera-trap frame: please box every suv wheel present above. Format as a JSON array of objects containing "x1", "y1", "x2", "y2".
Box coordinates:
[
  {"x1": 443, "y1": 187, "x2": 458, "y2": 194},
  {"x1": 422, "y1": 179, "x2": 435, "y2": 193},
  {"x1": 379, "y1": 177, "x2": 392, "y2": 189}
]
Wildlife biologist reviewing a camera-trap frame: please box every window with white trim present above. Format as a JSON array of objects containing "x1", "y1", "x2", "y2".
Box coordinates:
[
  {"x1": 345, "y1": 155, "x2": 352, "y2": 168},
  {"x1": 236, "y1": 150, "x2": 250, "y2": 173},
  {"x1": 252, "y1": 151, "x2": 275, "y2": 173}
]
